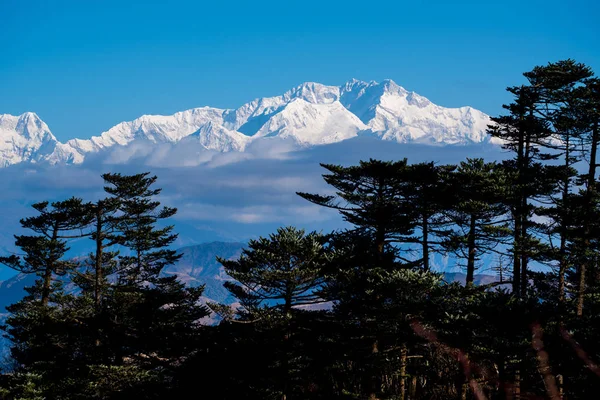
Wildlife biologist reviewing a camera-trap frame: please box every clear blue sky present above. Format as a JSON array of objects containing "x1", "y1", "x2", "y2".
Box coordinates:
[{"x1": 1, "y1": 0, "x2": 598, "y2": 141}]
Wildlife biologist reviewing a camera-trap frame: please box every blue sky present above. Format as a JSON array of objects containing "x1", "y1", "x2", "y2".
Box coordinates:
[{"x1": 1, "y1": 0, "x2": 599, "y2": 141}]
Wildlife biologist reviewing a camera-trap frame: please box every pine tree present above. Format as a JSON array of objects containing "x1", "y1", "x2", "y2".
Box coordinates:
[
  {"x1": 297, "y1": 159, "x2": 419, "y2": 400},
  {"x1": 0, "y1": 173, "x2": 209, "y2": 399},
  {"x1": 65, "y1": 197, "x2": 122, "y2": 370},
  {"x1": 522, "y1": 59, "x2": 594, "y2": 307},
  {"x1": 443, "y1": 158, "x2": 511, "y2": 286},
  {"x1": 0, "y1": 198, "x2": 92, "y2": 397},
  {"x1": 102, "y1": 172, "x2": 180, "y2": 286},
  {"x1": 74, "y1": 198, "x2": 121, "y2": 313},
  {"x1": 98, "y1": 172, "x2": 208, "y2": 391},
  {"x1": 404, "y1": 162, "x2": 456, "y2": 271},
  {"x1": 571, "y1": 77, "x2": 600, "y2": 316},
  {"x1": 488, "y1": 84, "x2": 558, "y2": 297},
  {"x1": 216, "y1": 226, "x2": 331, "y2": 400},
  {"x1": 217, "y1": 226, "x2": 330, "y2": 317},
  {"x1": 0, "y1": 198, "x2": 91, "y2": 306},
  {"x1": 297, "y1": 159, "x2": 416, "y2": 263}
]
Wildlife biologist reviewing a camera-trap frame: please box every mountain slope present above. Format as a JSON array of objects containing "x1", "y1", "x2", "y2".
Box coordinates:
[
  {"x1": 341, "y1": 79, "x2": 491, "y2": 144},
  {"x1": 252, "y1": 98, "x2": 368, "y2": 145},
  {"x1": 0, "y1": 79, "x2": 495, "y2": 167}
]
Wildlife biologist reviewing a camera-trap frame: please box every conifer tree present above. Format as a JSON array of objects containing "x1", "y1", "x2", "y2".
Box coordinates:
[
  {"x1": 0, "y1": 198, "x2": 92, "y2": 397},
  {"x1": 216, "y1": 226, "x2": 331, "y2": 400},
  {"x1": 488, "y1": 85, "x2": 558, "y2": 297},
  {"x1": 0, "y1": 198, "x2": 91, "y2": 305},
  {"x1": 443, "y1": 158, "x2": 510, "y2": 286},
  {"x1": 218, "y1": 226, "x2": 330, "y2": 317},
  {"x1": 571, "y1": 77, "x2": 600, "y2": 316},
  {"x1": 297, "y1": 159, "x2": 416, "y2": 263},
  {"x1": 0, "y1": 173, "x2": 209, "y2": 399},
  {"x1": 98, "y1": 172, "x2": 208, "y2": 386},
  {"x1": 404, "y1": 162, "x2": 456, "y2": 271},
  {"x1": 65, "y1": 197, "x2": 124, "y2": 372},
  {"x1": 298, "y1": 159, "x2": 420, "y2": 399},
  {"x1": 74, "y1": 198, "x2": 121, "y2": 312},
  {"x1": 522, "y1": 60, "x2": 593, "y2": 307},
  {"x1": 102, "y1": 172, "x2": 180, "y2": 286}
]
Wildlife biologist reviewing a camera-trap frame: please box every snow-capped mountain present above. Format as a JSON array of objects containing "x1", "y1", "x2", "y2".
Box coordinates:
[
  {"x1": 0, "y1": 79, "x2": 494, "y2": 167},
  {"x1": 0, "y1": 112, "x2": 60, "y2": 167}
]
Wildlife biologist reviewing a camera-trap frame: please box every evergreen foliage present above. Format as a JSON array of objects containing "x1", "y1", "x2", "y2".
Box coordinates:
[{"x1": 443, "y1": 158, "x2": 510, "y2": 286}]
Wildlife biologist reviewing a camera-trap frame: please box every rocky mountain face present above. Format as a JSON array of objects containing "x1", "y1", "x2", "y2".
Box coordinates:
[{"x1": 0, "y1": 79, "x2": 494, "y2": 167}]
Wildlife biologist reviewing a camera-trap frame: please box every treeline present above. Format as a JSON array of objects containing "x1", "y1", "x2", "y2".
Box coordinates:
[{"x1": 0, "y1": 59, "x2": 599, "y2": 399}]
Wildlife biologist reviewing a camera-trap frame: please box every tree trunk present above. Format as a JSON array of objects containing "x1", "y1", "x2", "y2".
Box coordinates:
[
  {"x1": 497, "y1": 359, "x2": 507, "y2": 400},
  {"x1": 95, "y1": 204, "x2": 103, "y2": 311},
  {"x1": 282, "y1": 290, "x2": 293, "y2": 400},
  {"x1": 41, "y1": 264, "x2": 52, "y2": 307},
  {"x1": 521, "y1": 188, "x2": 529, "y2": 296},
  {"x1": 578, "y1": 121, "x2": 598, "y2": 317},
  {"x1": 399, "y1": 344, "x2": 407, "y2": 400},
  {"x1": 521, "y1": 124, "x2": 532, "y2": 297},
  {"x1": 422, "y1": 214, "x2": 429, "y2": 272},
  {"x1": 512, "y1": 118, "x2": 526, "y2": 299},
  {"x1": 94, "y1": 204, "x2": 104, "y2": 350},
  {"x1": 514, "y1": 368, "x2": 521, "y2": 400},
  {"x1": 512, "y1": 212, "x2": 522, "y2": 298},
  {"x1": 558, "y1": 135, "x2": 571, "y2": 304},
  {"x1": 368, "y1": 340, "x2": 380, "y2": 400},
  {"x1": 409, "y1": 375, "x2": 417, "y2": 399},
  {"x1": 41, "y1": 226, "x2": 59, "y2": 306},
  {"x1": 466, "y1": 214, "x2": 477, "y2": 287},
  {"x1": 371, "y1": 225, "x2": 385, "y2": 399}
]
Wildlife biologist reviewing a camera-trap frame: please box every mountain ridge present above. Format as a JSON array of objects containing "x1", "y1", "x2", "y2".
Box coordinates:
[{"x1": 0, "y1": 79, "x2": 496, "y2": 167}]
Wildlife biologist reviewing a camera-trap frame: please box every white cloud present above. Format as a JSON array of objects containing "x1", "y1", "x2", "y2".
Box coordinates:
[{"x1": 0, "y1": 136, "x2": 507, "y2": 277}]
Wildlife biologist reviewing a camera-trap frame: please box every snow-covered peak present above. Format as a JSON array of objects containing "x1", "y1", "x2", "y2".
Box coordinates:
[
  {"x1": 338, "y1": 79, "x2": 491, "y2": 144},
  {"x1": 282, "y1": 82, "x2": 340, "y2": 104},
  {"x1": 0, "y1": 79, "x2": 495, "y2": 167},
  {"x1": 1, "y1": 112, "x2": 56, "y2": 142},
  {"x1": 223, "y1": 82, "x2": 341, "y2": 134},
  {"x1": 66, "y1": 107, "x2": 228, "y2": 154},
  {"x1": 253, "y1": 98, "x2": 368, "y2": 145},
  {"x1": 0, "y1": 112, "x2": 59, "y2": 167},
  {"x1": 188, "y1": 121, "x2": 250, "y2": 152},
  {"x1": 341, "y1": 78, "x2": 376, "y2": 92},
  {"x1": 381, "y1": 79, "x2": 409, "y2": 95}
]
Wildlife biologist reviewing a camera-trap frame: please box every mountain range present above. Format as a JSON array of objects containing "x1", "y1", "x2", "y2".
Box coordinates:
[{"x1": 0, "y1": 79, "x2": 495, "y2": 167}]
